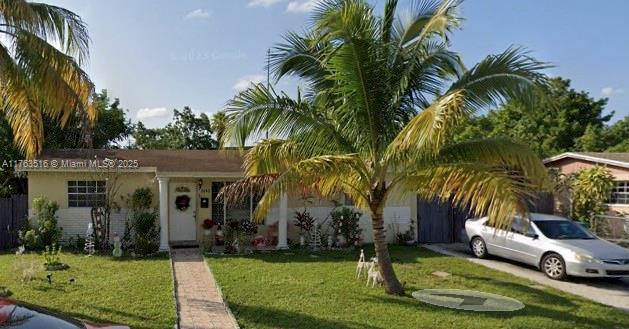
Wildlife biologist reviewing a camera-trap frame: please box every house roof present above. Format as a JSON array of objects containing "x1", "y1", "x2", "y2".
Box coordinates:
[
  {"x1": 543, "y1": 152, "x2": 629, "y2": 169},
  {"x1": 32, "y1": 149, "x2": 245, "y2": 173}
]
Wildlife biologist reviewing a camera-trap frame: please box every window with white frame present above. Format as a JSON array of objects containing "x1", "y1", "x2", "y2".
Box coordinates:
[
  {"x1": 67, "y1": 180, "x2": 106, "y2": 207},
  {"x1": 211, "y1": 181, "x2": 256, "y2": 223},
  {"x1": 609, "y1": 181, "x2": 629, "y2": 205}
]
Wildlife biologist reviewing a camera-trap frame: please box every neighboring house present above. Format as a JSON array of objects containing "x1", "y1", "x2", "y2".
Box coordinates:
[
  {"x1": 544, "y1": 152, "x2": 629, "y2": 216},
  {"x1": 19, "y1": 149, "x2": 415, "y2": 250}
]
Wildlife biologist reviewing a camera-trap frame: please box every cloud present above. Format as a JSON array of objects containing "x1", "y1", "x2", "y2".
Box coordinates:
[
  {"x1": 601, "y1": 87, "x2": 625, "y2": 97},
  {"x1": 184, "y1": 9, "x2": 211, "y2": 19},
  {"x1": 287, "y1": 0, "x2": 318, "y2": 13},
  {"x1": 248, "y1": 0, "x2": 284, "y2": 8},
  {"x1": 136, "y1": 107, "x2": 169, "y2": 120},
  {"x1": 233, "y1": 74, "x2": 265, "y2": 91}
]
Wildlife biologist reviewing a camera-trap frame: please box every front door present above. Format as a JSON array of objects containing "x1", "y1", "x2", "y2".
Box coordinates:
[{"x1": 169, "y1": 183, "x2": 197, "y2": 241}]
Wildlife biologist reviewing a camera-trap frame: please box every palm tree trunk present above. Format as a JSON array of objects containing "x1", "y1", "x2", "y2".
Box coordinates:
[{"x1": 371, "y1": 207, "x2": 405, "y2": 295}]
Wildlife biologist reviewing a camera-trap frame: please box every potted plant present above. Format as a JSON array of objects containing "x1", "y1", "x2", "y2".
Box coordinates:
[
  {"x1": 42, "y1": 244, "x2": 69, "y2": 270},
  {"x1": 202, "y1": 218, "x2": 217, "y2": 236}
]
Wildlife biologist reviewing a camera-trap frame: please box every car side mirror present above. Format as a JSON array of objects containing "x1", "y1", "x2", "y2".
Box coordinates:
[{"x1": 526, "y1": 233, "x2": 539, "y2": 239}]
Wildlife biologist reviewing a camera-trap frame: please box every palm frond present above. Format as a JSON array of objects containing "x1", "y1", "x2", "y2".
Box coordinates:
[
  {"x1": 0, "y1": 0, "x2": 90, "y2": 63},
  {"x1": 434, "y1": 138, "x2": 550, "y2": 189},
  {"x1": 381, "y1": 0, "x2": 398, "y2": 43},
  {"x1": 271, "y1": 31, "x2": 331, "y2": 90},
  {"x1": 392, "y1": 0, "x2": 461, "y2": 49},
  {"x1": 225, "y1": 83, "x2": 351, "y2": 154},
  {"x1": 400, "y1": 163, "x2": 535, "y2": 229},
  {"x1": 251, "y1": 154, "x2": 370, "y2": 221},
  {"x1": 386, "y1": 47, "x2": 549, "y2": 160},
  {"x1": 13, "y1": 30, "x2": 94, "y2": 124},
  {"x1": 219, "y1": 174, "x2": 278, "y2": 209}
]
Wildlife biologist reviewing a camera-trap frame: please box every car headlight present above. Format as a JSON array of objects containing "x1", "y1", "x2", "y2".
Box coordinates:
[{"x1": 574, "y1": 253, "x2": 602, "y2": 264}]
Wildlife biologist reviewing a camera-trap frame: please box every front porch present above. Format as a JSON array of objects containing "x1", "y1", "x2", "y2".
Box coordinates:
[{"x1": 156, "y1": 176, "x2": 289, "y2": 251}]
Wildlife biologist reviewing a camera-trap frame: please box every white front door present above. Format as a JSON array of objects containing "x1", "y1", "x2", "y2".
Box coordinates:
[{"x1": 169, "y1": 183, "x2": 197, "y2": 241}]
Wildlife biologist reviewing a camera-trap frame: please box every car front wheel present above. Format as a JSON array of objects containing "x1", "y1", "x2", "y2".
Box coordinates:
[
  {"x1": 541, "y1": 253, "x2": 567, "y2": 280},
  {"x1": 470, "y1": 237, "x2": 488, "y2": 259}
]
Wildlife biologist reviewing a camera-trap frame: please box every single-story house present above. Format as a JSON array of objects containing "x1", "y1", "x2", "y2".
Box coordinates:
[
  {"x1": 19, "y1": 149, "x2": 416, "y2": 250},
  {"x1": 544, "y1": 152, "x2": 629, "y2": 216}
]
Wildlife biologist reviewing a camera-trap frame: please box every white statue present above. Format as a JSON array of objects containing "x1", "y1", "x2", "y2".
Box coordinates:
[
  {"x1": 366, "y1": 257, "x2": 383, "y2": 288},
  {"x1": 356, "y1": 249, "x2": 369, "y2": 279},
  {"x1": 112, "y1": 233, "x2": 122, "y2": 257},
  {"x1": 309, "y1": 226, "x2": 322, "y2": 251},
  {"x1": 84, "y1": 223, "x2": 96, "y2": 256}
]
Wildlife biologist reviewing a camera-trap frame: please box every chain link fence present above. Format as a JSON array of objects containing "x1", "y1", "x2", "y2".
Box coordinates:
[{"x1": 592, "y1": 215, "x2": 629, "y2": 247}]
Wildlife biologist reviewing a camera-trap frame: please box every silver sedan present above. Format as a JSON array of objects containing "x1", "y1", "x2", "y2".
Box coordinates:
[{"x1": 465, "y1": 213, "x2": 629, "y2": 280}]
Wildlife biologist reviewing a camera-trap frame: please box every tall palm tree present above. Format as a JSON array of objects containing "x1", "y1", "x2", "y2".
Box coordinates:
[
  {"x1": 211, "y1": 111, "x2": 228, "y2": 148},
  {"x1": 221, "y1": 0, "x2": 550, "y2": 295},
  {"x1": 0, "y1": 0, "x2": 94, "y2": 158}
]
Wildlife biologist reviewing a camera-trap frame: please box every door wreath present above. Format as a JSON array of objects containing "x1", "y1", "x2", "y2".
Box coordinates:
[{"x1": 175, "y1": 195, "x2": 191, "y2": 211}]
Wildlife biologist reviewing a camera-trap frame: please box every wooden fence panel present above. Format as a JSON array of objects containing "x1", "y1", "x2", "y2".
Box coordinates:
[{"x1": 0, "y1": 194, "x2": 27, "y2": 250}]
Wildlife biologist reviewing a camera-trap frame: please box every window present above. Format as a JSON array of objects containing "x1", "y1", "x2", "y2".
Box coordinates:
[
  {"x1": 211, "y1": 181, "x2": 258, "y2": 224},
  {"x1": 510, "y1": 217, "x2": 534, "y2": 235},
  {"x1": 211, "y1": 182, "x2": 225, "y2": 224},
  {"x1": 609, "y1": 181, "x2": 629, "y2": 204},
  {"x1": 67, "y1": 180, "x2": 106, "y2": 208}
]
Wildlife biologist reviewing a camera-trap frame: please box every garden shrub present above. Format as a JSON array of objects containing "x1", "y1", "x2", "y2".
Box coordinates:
[
  {"x1": 294, "y1": 210, "x2": 315, "y2": 236},
  {"x1": 19, "y1": 197, "x2": 62, "y2": 250},
  {"x1": 121, "y1": 187, "x2": 156, "y2": 251},
  {"x1": 223, "y1": 219, "x2": 258, "y2": 254},
  {"x1": 571, "y1": 166, "x2": 615, "y2": 224},
  {"x1": 331, "y1": 207, "x2": 362, "y2": 247},
  {"x1": 134, "y1": 212, "x2": 159, "y2": 255}
]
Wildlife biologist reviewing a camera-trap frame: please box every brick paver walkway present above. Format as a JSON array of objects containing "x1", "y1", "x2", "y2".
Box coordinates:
[{"x1": 171, "y1": 248, "x2": 238, "y2": 329}]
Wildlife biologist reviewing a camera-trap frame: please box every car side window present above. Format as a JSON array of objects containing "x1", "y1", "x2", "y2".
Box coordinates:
[{"x1": 510, "y1": 217, "x2": 534, "y2": 235}]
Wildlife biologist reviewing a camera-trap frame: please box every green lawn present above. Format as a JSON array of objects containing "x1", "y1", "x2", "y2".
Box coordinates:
[
  {"x1": 207, "y1": 246, "x2": 629, "y2": 329},
  {"x1": 0, "y1": 252, "x2": 176, "y2": 329}
]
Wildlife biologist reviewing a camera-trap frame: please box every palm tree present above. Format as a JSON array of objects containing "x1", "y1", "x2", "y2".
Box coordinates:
[
  {"x1": 211, "y1": 111, "x2": 228, "y2": 148},
  {"x1": 0, "y1": 0, "x2": 94, "y2": 158},
  {"x1": 221, "y1": 0, "x2": 550, "y2": 295}
]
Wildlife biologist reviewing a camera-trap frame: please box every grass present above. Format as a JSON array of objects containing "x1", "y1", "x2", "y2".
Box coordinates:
[
  {"x1": 207, "y1": 245, "x2": 629, "y2": 329},
  {"x1": 0, "y1": 251, "x2": 176, "y2": 329}
]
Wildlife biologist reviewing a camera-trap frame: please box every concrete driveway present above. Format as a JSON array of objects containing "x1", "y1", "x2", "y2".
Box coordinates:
[{"x1": 423, "y1": 243, "x2": 629, "y2": 312}]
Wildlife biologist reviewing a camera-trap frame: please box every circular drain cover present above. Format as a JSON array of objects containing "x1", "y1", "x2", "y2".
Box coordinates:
[{"x1": 412, "y1": 289, "x2": 525, "y2": 312}]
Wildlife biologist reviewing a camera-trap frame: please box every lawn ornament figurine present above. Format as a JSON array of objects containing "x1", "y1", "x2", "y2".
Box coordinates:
[
  {"x1": 309, "y1": 226, "x2": 322, "y2": 251},
  {"x1": 112, "y1": 233, "x2": 122, "y2": 258},
  {"x1": 84, "y1": 223, "x2": 96, "y2": 256},
  {"x1": 356, "y1": 249, "x2": 369, "y2": 279},
  {"x1": 366, "y1": 257, "x2": 383, "y2": 288}
]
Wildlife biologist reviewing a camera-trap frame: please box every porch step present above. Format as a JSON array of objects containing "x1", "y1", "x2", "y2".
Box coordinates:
[{"x1": 170, "y1": 240, "x2": 200, "y2": 248}]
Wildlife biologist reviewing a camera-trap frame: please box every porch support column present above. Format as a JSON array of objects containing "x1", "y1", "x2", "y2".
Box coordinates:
[
  {"x1": 158, "y1": 176, "x2": 170, "y2": 251},
  {"x1": 276, "y1": 192, "x2": 289, "y2": 249}
]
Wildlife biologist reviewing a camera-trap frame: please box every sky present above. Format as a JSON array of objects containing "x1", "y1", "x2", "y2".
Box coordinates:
[{"x1": 46, "y1": 0, "x2": 629, "y2": 128}]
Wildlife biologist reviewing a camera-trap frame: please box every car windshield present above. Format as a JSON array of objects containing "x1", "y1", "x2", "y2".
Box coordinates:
[
  {"x1": 533, "y1": 220, "x2": 596, "y2": 240},
  {"x1": 0, "y1": 300, "x2": 84, "y2": 329}
]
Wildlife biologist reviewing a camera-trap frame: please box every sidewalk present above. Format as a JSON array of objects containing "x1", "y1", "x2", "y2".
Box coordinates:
[{"x1": 171, "y1": 248, "x2": 239, "y2": 329}]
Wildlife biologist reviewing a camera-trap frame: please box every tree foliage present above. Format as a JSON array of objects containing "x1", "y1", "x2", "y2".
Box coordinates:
[
  {"x1": 221, "y1": 0, "x2": 550, "y2": 294},
  {"x1": 0, "y1": 0, "x2": 94, "y2": 158},
  {"x1": 43, "y1": 90, "x2": 133, "y2": 149},
  {"x1": 455, "y1": 78, "x2": 614, "y2": 157},
  {"x1": 211, "y1": 111, "x2": 228, "y2": 148},
  {"x1": 133, "y1": 107, "x2": 217, "y2": 150},
  {"x1": 570, "y1": 166, "x2": 615, "y2": 224}
]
